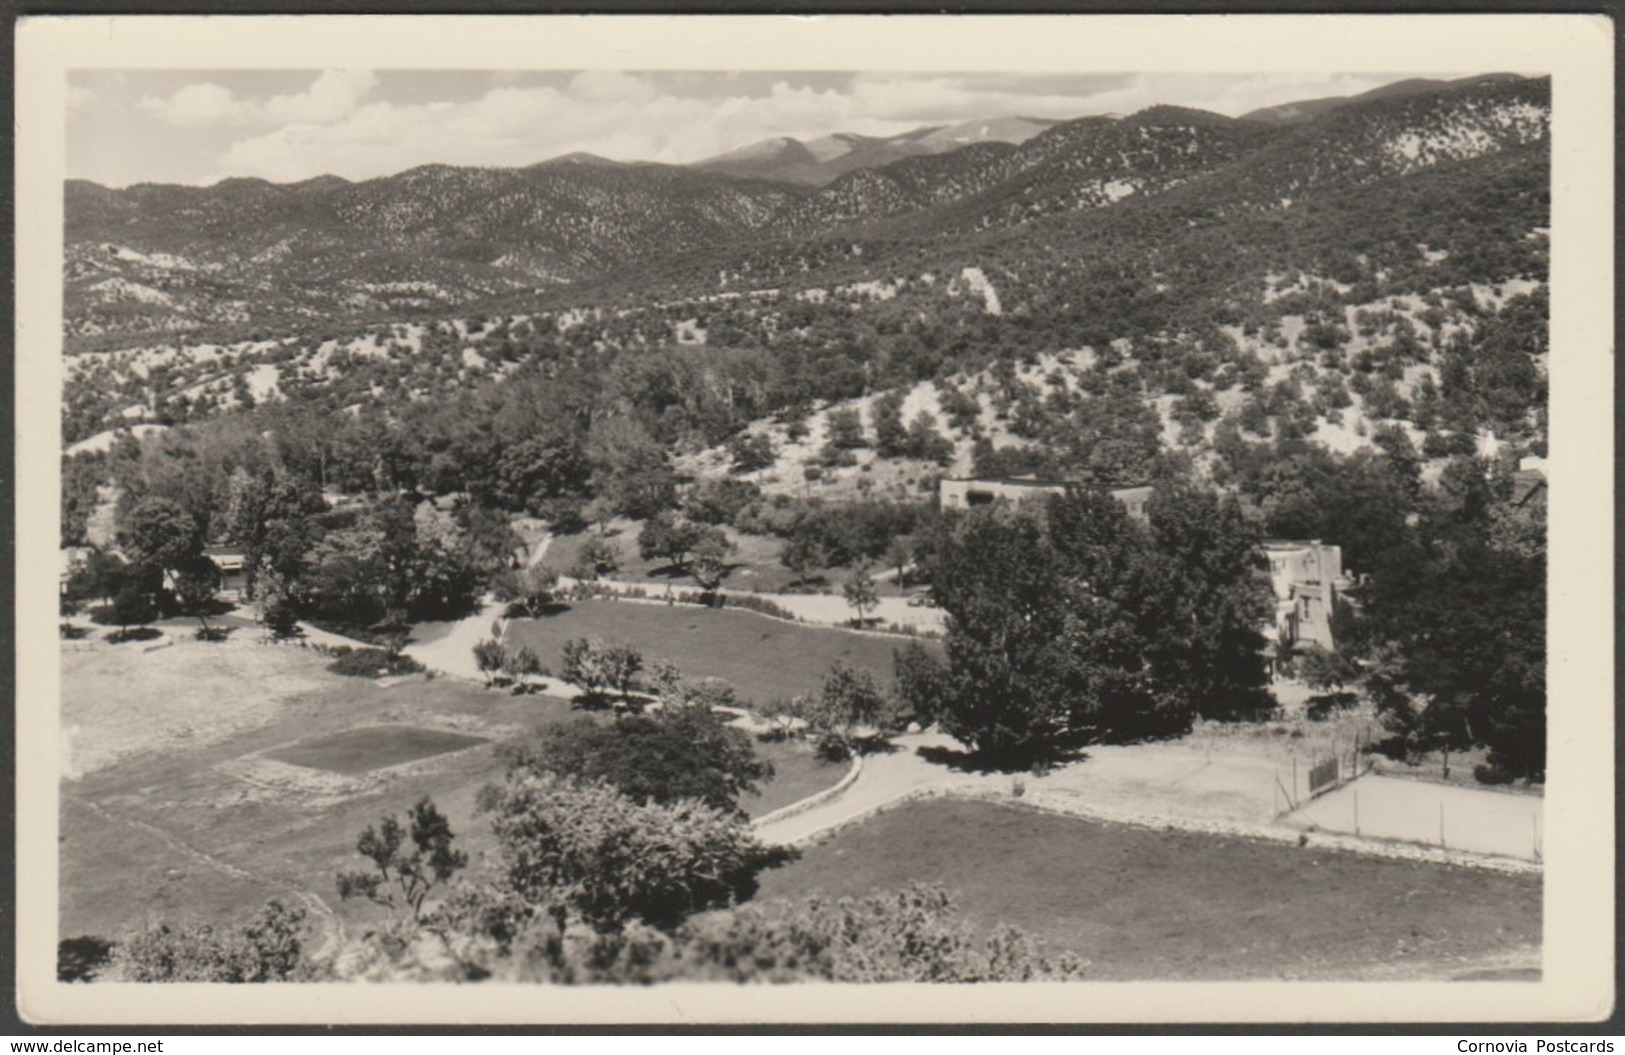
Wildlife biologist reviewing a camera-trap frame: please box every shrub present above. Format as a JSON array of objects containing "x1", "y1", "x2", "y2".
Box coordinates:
[
  {"x1": 560, "y1": 637, "x2": 643, "y2": 702},
  {"x1": 500, "y1": 707, "x2": 772, "y2": 815},
  {"x1": 118, "y1": 900, "x2": 309, "y2": 983},
  {"x1": 476, "y1": 774, "x2": 793, "y2": 933},
  {"x1": 57, "y1": 935, "x2": 114, "y2": 983},
  {"x1": 327, "y1": 647, "x2": 425, "y2": 679},
  {"x1": 105, "y1": 627, "x2": 163, "y2": 644},
  {"x1": 1304, "y1": 691, "x2": 1361, "y2": 722}
]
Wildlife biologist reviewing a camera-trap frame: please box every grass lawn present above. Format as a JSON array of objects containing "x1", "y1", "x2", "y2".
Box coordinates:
[
  {"x1": 264, "y1": 725, "x2": 489, "y2": 775},
  {"x1": 755, "y1": 798, "x2": 1542, "y2": 980},
  {"x1": 503, "y1": 598, "x2": 927, "y2": 705},
  {"x1": 742, "y1": 738, "x2": 849, "y2": 818}
]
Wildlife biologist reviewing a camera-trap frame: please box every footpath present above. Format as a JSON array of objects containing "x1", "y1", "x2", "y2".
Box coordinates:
[{"x1": 752, "y1": 732, "x2": 1542, "y2": 875}]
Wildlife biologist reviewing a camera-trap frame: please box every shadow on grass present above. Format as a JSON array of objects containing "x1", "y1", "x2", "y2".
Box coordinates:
[
  {"x1": 915, "y1": 743, "x2": 1089, "y2": 775},
  {"x1": 504, "y1": 601, "x2": 574, "y2": 619},
  {"x1": 105, "y1": 627, "x2": 164, "y2": 644}
]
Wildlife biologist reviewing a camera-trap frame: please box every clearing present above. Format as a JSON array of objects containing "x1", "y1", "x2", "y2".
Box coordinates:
[
  {"x1": 57, "y1": 628, "x2": 835, "y2": 949},
  {"x1": 755, "y1": 797, "x2": 1541, "y2": 981},
  {"x1": 501, "y1": 598, "x2": 934, "y2": 705}
]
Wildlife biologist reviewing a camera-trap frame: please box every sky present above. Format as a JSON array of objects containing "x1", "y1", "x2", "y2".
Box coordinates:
[{"x1": 67, "y1": 69, "x2": 1461, "y2": 187}]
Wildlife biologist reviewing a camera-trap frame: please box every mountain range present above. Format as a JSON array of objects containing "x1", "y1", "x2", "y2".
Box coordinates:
[
  {"x1": 693, "y1": 115, "x2": 1060, "y2": 185},
  {"x1": 63, "y1": 74, "x2": 1548, "y2": 347}
]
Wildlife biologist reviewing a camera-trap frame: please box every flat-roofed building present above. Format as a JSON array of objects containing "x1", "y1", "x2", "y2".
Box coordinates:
[{"x1": 939, "y1": 476, "x2": 1153, "y2": 522}]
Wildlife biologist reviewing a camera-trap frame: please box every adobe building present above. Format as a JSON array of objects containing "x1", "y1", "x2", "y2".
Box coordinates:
[
  {"x1": 939, "y1": 476, "x2": 1154, "y2": 522},
  {"x1": 1261, "y1": 539, "x2": 1349, "y2": 652}
]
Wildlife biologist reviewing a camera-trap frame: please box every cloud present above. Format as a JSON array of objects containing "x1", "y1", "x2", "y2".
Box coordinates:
[
  {"x1": 138, "y1": 82, "x2": 251, "y2": 128},
  {"x1": 264, "y1": 69, "x2": 379, "y2": 124},
  {"x1": 204, "y1": 70, "x2": 1426, "y2": 184},
  {"x1": 138, "y1": 69, "x2": 378, "y2": 129}
]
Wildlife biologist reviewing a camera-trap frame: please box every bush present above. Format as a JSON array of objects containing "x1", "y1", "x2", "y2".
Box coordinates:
[
  {"x1": 58, "y1": 935, "x2": 114, "y2": 983},
  {"x1": 476, "y1": 774, "x2": 793, "y2": 933},
  {"x1": 105, "y1": 627, "x2": 163, "y2": 644},
  {"x1": 500, "y1": 707, "x2": 772, "y2": 815},
  {"x1": 1304, "y1": 691, "x2": 1360, "y2": 722},
  {"x1": 118, "y1": 900, "x2": 308, "y2": 983},
  {"x1": 1473, "y1": 762, "x2": 1518, "y2": 786},
  {"x1": 326, "y1": 647, "x2": 425, "y2": 679}
]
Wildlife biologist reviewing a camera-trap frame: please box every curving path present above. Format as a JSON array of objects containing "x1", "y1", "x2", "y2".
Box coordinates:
[{"x1": 752, "y1": 733, "x2": 1542, "y2": 873}]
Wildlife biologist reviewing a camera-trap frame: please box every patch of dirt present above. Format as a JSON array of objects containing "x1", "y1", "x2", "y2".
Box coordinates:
[{"x1": 61, "y1": 635, "x2": 334, "y2": 778}]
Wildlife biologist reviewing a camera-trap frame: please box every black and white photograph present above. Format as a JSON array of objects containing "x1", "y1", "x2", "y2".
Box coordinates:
[{"x1": 13, "y1": 14, "x2": 1614, "y2": 1026}]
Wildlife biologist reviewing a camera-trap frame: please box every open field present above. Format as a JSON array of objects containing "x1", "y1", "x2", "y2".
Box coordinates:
[
  {"x1": 58, "y1": 631, "x2": 838, "y2": 947},
  {"x1": 502, "y1": 598, "x2": 933, "y2": 705},
  {"x1": 755, "y1": 797, "x2": 1542, "y2": 980}
]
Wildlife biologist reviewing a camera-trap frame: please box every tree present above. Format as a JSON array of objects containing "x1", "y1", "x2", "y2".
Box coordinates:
[
  {"x1": 728, "y1": 432, "x2": 777, "y2": 473},
  {"x1": 1137, "y1": 483, "x2": 1274, "y2": 723},
  {"x1": 1292, "y1": 644, "x2": 1357, "y2": 690},
  {"x1": 825, "y1": 407, "x2": 867, "y2": 450},
  {"x1": 872, "y1": 391, "x2": 908, "y2": 457},
  {"x1": 904, "y1": 410, "x2": 954, "y2": 465},
  {"x1": 573, "y1": 535, "x2": 621, "y2": 580},
  {"x1": 473, "y1": 637, "x2": 507, "y2": 687},
  {"x1": 779, "y1": 528, "x2": 824, "y2": 588},
  {"x1": 806, "y1": 662, "x2": 891, "y2": 759},
  {"x1": 884, "y1": 536, "x2": 915, "y2": 588},
  {"x1": 118, "y1": 900, "x2": 308, "y2": 983},
  {"x1": 921, "y1": 483, "x2": 1270, "y2": 763},
  {"x1": 494, "y1": 564, "x2": 558, "y2": 618},
  {"x1": 843, "y1": 563, "x2": 880, "y2": 626},
  {"x1": 892, "y1": 640, "x2": 950, "y2": 726},
  {"x1": 108, "y1": 575, "x2": 159, "y2": 640},
  {"x1": 638, "y1": 514, "x2": 703, "y2": 571},
  {"x1": 225, "y1": 469, "x2": 327, "y2": 599},
  {"x1": 690, "y1": 534, "x2": 734, "y2": 595},
  {"x1": 503, "y1": 645, "x2": 546, "y2": 692},
  {"x1": 173, "y1": 554, "x2": 223, "y2": 638},
  {"x1": 560, "y1": 637, "x2": 643, "y2": 703},
  {"x1": 501, "y1": 708, "x2": 772, "y2": 815},
  {"x1": 1358, "y1": 508, "x2": 1545, "y2": 781},
  {"x1": 65, "y1": 548, "x2": 129, "y2": 609},
  {"x1": 119, "y1": 496, "x2": 204, "y2": 586},
  {"x1": 476, "y1": 774, "x2": 790, "y2": 932},
  {"x1": 337, "y1": 798, "x2": 468, "y2": 920},
  {"x1": 924, "y1": 502, "x2": 1097, "y2": 763}
]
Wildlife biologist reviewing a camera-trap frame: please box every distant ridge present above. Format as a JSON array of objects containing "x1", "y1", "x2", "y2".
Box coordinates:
[{"x1": 1240, "y1": 72, "x2": 1528, "y2": 125}]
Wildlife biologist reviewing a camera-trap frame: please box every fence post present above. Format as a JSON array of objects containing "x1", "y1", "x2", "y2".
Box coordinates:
[
  {"x1": 1353, "y1": 784, "x2": 1360, "y2": 836},
  {"x1": 1439, "y1": 802, "x2": 1446, "y2": 849}
]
